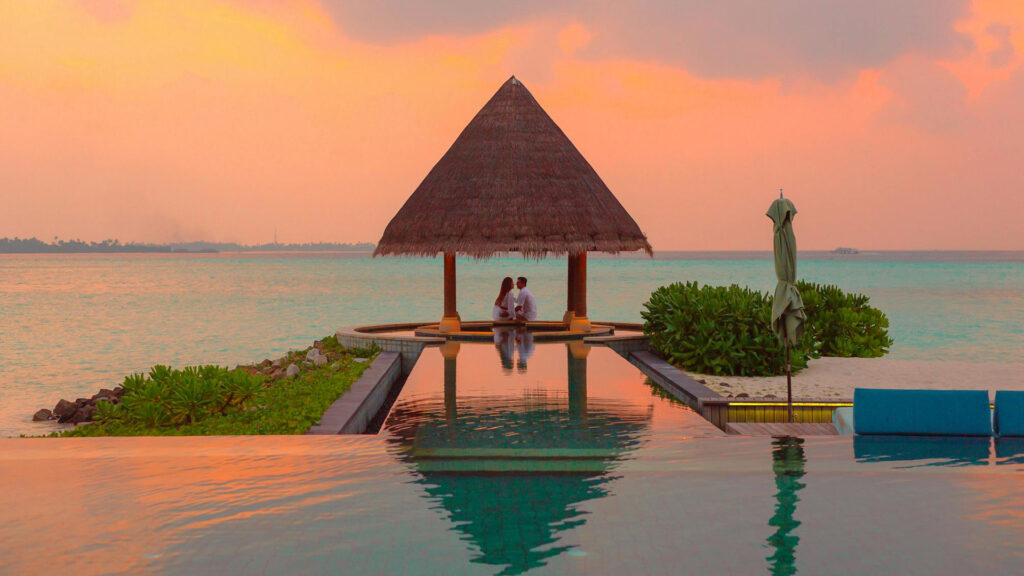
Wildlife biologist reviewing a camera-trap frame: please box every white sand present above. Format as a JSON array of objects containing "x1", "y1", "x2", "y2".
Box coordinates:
[{"x1": 689, "y1": 357, "x2": 1024, "y2": 400}]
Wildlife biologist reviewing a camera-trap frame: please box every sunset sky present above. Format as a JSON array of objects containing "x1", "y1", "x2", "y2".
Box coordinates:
[{"x1": 1, "y1": 0, "x2": 1022, "y2": 250}]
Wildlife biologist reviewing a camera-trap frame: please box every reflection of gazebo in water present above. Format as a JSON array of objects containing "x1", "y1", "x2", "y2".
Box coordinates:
[
  {"x1": 384, "y1": 343, "x2": 652, "y2": 575},
  {"x1": 374, "y1": 76, "x2": 652, "y2": 334}
]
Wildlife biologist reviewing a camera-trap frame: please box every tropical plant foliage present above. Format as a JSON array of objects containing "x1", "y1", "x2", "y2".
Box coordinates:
[
  {"x1": 63, "y1": 336, "x2": 379, "y2": 436},
  {"x1": 91, "y1": 365, "x2": 265, "y2": 429},
  {"x1": 797, "y1": 281, "x2": 893, "y2": 358},
  {"x1": 642, "y1": 281, "x2": 893, "y2": 376},
  {"x1": 642, "y1": 282, "x2": 807, "y2": 377}
]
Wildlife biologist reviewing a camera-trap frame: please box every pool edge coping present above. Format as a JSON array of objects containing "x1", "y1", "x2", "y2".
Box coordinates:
[
  {"x1": 331, "y1": 324, "x2": 850, "y2": 436},
  {"x1": 307, "y1": 352, "x2": 403, "y2": 435}
]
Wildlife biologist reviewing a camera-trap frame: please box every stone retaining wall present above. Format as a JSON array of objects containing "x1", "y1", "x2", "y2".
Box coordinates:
[
  {"x1": 336, "y1": 327, "x2": 440, "y2": 376},
  {"x1": 307, "y1": 352, "x2": 403, "y2": 435},
  {"x1": 627, "y1": 350, "x2": 723, "y2": 411}
]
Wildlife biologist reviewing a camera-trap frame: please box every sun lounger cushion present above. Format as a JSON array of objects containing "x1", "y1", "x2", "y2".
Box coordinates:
[
  {"x1": 994, "y1": 391, "x2": 1024, "y2": 437},
  {"x1": 853, "y1": 388, "x2": 991, "y2": 436}
]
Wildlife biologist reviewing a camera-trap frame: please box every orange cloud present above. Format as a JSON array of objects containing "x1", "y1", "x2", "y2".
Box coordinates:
[
  {"x1": 943, "y1": 0, "x2": 1024, "y2": 97},
  {"x1": 0, "y1": 0, "x2": 1021, "y2": 249},
  {"x1": 557, "y1": 23, "x2": 591, "y2": 56}
]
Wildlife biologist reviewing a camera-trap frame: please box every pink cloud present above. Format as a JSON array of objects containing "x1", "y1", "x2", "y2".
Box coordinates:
[{"x1": 313, "y1": 0, "x2": 973, "y2": 80}]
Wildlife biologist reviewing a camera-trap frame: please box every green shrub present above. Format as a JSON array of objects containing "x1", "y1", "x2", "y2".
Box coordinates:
[
  {"x1": 62, "y1": 336, "x2": 378, "y2": 437},
  {"x1": 96, "y1": 365, "x2": 265, "y2": 429},
  {"x1": 797, "y1": 281, "x2": 893, "y2": 358},
  {"x1": 642, "y1": 281, "x2": 894, "y2": 376},
  {"x1": 641, "y1": 282, "x2": 807, "y2": 376}
]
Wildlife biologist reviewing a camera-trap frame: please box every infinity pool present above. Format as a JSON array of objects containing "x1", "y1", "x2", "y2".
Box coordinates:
[
  {"x1": 381, "y1": 340, "x2": 726, "y2": 458},
  {"x1": 1, "y1": 342, "x2": 1022, "y2": 575}
]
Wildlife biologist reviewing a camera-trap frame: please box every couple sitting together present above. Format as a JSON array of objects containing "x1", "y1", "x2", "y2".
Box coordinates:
[{"x1": 492, "y1": 276, "x2": 538, "y2": 322}]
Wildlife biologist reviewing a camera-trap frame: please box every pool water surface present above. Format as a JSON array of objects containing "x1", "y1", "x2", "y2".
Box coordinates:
[
  {"x1": 382, "y1": 340, "x2": 725, "y2": 464},
  {"x1": 1, "y1": 342, "x2": 1022, "y2": 575}
]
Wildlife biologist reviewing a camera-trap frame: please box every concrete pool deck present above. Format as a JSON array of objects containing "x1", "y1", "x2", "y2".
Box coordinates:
[
  {"x1": 318, "y1": 324, "x2": 727, "y2": 436},
  {"x1": 693, "y1": 356, "x2": 1024, "y2": 400}
]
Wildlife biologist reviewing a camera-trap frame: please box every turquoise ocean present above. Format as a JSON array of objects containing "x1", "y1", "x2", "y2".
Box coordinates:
[{"x1": 1, "y1": 251, "x2": 1022, "y2": 437}]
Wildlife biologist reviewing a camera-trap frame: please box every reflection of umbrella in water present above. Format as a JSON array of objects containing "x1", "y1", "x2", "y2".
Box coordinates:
[
  {"x1": 768, "y1": 192, "x2": 806, "y2": 422},
  {"x1": 766, "y1": 436, "x2": 806, "y2": 576},
  {"x1": 384, "y1": 346, "x2": 653, "y2": 575}
]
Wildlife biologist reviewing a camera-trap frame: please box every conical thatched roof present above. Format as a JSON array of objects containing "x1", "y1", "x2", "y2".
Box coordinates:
[{"x1": 374, "y1": 76, "x2": 652, "y2": 258}]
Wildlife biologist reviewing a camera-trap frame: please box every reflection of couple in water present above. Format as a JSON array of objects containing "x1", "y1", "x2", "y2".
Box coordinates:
[
  {"x1": 492, "y1": 276, "x2": 537, "y2": 371},
  {"x1": 494, "y1": 327, "x2": 534, "y2": 372},
  {"x1": 492, "y1": 276, "x2": 538, "y2": 322}
]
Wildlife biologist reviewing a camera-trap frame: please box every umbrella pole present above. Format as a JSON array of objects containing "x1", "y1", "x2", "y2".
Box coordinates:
[{"x1": 786, "y1": 341, "x2": 793, "y2": 423}]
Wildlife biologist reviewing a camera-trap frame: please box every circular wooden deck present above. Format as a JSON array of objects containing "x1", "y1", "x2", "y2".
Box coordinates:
[{"x1": 411, "y1": 320, "x2": 614, "y2": 341}]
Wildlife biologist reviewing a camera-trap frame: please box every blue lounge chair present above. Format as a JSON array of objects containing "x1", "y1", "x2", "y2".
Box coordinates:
[
  {"x1": 853, "y1": 388, "x2": 991, "y2": 436},
  {"x1": 994, "y1": 391, "x2": 1024, "y2": 437}
]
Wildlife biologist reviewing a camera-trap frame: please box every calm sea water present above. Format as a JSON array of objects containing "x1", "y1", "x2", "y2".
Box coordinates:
[{"x1": 1, "y1": 251, "x2": 1022, "y2": 437}]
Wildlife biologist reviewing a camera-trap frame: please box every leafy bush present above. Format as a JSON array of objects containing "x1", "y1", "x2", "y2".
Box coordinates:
[
  {"x1": 63, "y1": 336, "x2": 378, "y2": 436},
  {"x1": 642, "y1": 282, "x2": 807, "y2": 376},
  {"x1": 797, "y1": 281, "x2": 893, "y2": 358},
  {"x1": 97, "y1": 365, "x2": 265, "y2": 429},
  {"x1": 642, "y1": 281, "x2": 894, "y2": 377}
]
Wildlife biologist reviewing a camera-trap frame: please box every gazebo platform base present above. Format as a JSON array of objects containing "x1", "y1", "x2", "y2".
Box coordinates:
[
  {"x1": 568, "y1": 315, "x2": 591, "y2": 333},
  {"x1": 413, "y1": 320, "x2": 614, "y2": 342},
  {"x1": 438, "y1": 314, "x2": 461, "y2": 333}
]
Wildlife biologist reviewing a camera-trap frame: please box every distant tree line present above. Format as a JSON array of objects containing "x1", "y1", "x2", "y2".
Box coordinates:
[
  {"x1": 168, "y1": 241, "x2": 376, "y2": 252},
  {"x1": 0, "y1": 237, "x2": 375, "y2": 253},
  {"x1": 0, "y1": 237, "x2": 170, "y2": 253}
]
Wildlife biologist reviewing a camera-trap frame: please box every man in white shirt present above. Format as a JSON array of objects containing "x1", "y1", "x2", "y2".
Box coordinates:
[{"x1": 514, "y1": 276, "x2": 538, "y2": 321}]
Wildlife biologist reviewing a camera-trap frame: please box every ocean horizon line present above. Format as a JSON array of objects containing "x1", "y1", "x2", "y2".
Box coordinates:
[{"x1": 3, "y1": 249, "x2": 1022, "y2": 262}]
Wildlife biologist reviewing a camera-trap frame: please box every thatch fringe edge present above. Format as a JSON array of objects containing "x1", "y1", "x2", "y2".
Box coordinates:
[{"x1": 373, "y1": 238, "x2": 653, "y2": 259}]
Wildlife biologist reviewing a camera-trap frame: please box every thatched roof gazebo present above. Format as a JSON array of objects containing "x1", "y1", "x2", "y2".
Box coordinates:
[{"x1": 375, "y1": 76, "x2": 651, "y2": 333}]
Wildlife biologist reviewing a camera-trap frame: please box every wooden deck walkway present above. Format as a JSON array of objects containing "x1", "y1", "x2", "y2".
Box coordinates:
[{"x1": 725, "y1": 422, "x2": 838, "y2": 436}]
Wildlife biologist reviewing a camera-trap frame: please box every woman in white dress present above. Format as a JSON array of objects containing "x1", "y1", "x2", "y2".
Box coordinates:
[{"x1": 492, "y1": 277, "x2": 516, "y2": 321}]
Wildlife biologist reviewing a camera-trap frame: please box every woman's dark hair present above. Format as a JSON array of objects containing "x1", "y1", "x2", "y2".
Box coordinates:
[{"x1": 495, "y1": 276, "x2": 514, "y2": 306}]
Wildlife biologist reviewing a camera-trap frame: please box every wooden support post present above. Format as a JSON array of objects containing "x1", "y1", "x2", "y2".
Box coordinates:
[
  {"x1": 569, "y1": 252, "x2": 590, "y2": 332},
  {"x1": 439, "y1": 252, "x2": 461, "y2": 333},
  {"x1": 576, "y1": 252, "x2": 587, "y2": 317},
  {"x1": 563, "y1": 254, "x2": 577, "y2": 324}
]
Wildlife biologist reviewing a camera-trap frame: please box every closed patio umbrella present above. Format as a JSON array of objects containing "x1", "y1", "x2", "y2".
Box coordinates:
[{"x1": 768, "y1": 192, "x2": 806, "y2": 422}]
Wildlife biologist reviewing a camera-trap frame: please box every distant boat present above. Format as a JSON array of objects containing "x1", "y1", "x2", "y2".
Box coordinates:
[{"x1": 832, "y1": 247, "x2": 859, "y2": 255}]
